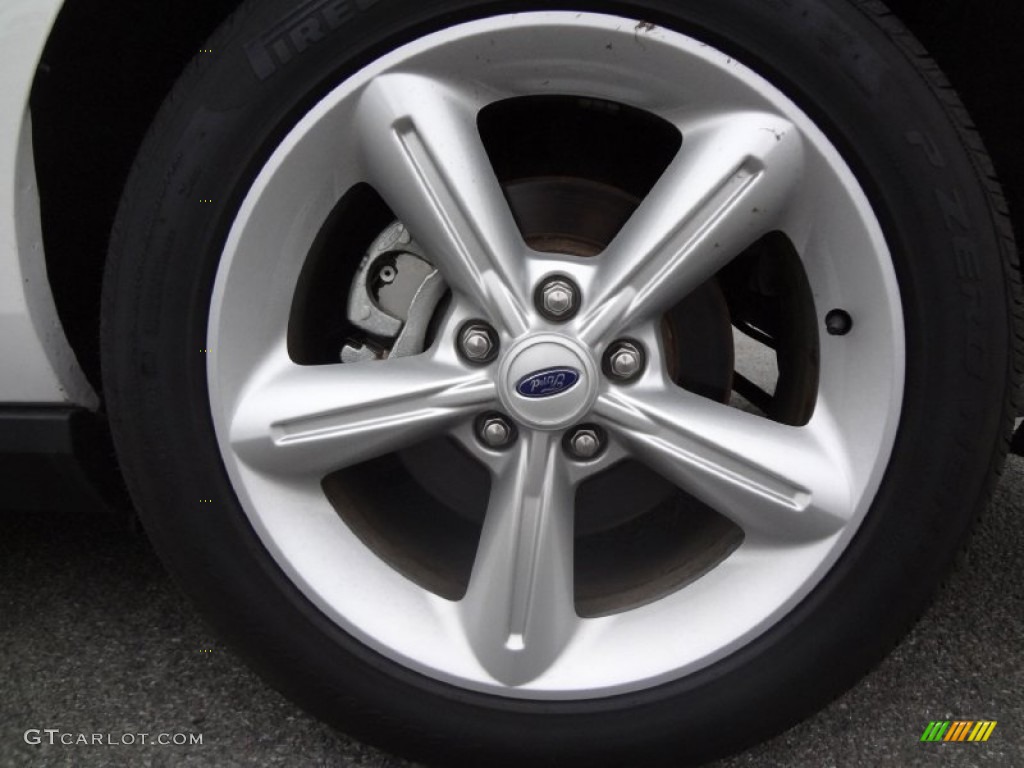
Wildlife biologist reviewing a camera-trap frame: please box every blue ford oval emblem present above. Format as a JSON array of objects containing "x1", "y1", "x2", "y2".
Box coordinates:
[{"x1": 516, "y1": 367, "x2": 581, "y2": 399}]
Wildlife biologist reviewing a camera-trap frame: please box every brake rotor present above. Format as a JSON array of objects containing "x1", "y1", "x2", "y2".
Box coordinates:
[{"x1": 399, "y1": 176, "x2": 735, "y2": 536}]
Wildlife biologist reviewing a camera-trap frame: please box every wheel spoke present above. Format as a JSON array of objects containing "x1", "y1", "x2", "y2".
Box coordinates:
[
  {"x1": 580, "y1": 113, "x2": 804, "y2": 344},
  {"x1": 229, "y1": 351, "x2": 496, "y2": 477},
  {"x1": 355, "y1": 73, "x2": 530, "y2": 336},
  {"x1": 595, "y1": 388, "x2": 852, "y2": 543},
  {"x1": 459, "y1": 430, "x2": 578, "y2": 685}
]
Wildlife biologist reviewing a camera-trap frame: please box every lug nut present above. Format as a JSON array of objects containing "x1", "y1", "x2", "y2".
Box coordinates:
[
  {"x1": 604, "y1": 340, "x2": 645, "y2": 382},
  {"x1": 478, "y1": 415, "x2": 515, "y2": 449},
  {"x1": 542, "y1": 282, "x2": 575, "y2": 317},
  {"x1": 458, "y1": 322, "x2": 499, "y2": 364},
  {"x1": 566, "y1": 426, "x2": 604, "y2": 460},
  {"x1": 536, "y1": 276, "x2": 580, "y2": 321},
  {"x1": 462, "y1": 330, "x2": 493, "y2": 360}
]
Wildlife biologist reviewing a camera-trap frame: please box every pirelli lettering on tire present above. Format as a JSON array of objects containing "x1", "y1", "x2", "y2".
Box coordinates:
[{"x1": 245, "y1": 0, "x2": 379, "y2": 80}]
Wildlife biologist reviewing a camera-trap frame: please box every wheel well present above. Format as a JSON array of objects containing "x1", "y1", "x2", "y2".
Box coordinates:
[
  {"x1": 30, "y1": 0, "x2": 241, "y2": 393},
  {"x1": 30, "y1": 0, "x2": 1023, "y2": 395}
]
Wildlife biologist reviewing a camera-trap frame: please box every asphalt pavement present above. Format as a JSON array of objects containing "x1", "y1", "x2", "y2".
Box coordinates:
[{"x1": 1, "y1": 457, "x2": 1021, "y2": 767}]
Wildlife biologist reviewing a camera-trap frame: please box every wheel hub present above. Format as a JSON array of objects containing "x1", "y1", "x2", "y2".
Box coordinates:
[{"x1": 498, "y1": 334, "x2": 599, "y2": 430}]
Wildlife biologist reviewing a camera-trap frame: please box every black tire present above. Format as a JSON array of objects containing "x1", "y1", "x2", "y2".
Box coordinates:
[{"x1": 101, "y1": 0, "x2": 1022, "y2": 765}]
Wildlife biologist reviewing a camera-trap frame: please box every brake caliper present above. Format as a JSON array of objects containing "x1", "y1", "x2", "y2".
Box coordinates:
[{"x1": 341, "y1": 221, "x2": 447, "y2": 362}]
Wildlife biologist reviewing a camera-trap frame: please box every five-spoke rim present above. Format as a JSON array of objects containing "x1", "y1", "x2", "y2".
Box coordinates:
[{"x1": 207, "y1": 12, "x2": 904, "y2": 698}]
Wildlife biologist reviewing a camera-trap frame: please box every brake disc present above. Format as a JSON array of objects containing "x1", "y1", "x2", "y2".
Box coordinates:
[{"x1": 386, "y1": 177, "x2": 735, "y2": 536}]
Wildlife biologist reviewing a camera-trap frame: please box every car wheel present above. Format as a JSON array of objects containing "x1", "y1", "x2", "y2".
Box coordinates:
[{"x1": 101, "y1": 0, "x2": 1021, "y2": 764}]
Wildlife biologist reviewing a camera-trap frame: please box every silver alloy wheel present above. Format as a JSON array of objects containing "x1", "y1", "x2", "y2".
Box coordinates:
[{"x1": 207, "y1": 12, "x2": 904, "y2": 698}]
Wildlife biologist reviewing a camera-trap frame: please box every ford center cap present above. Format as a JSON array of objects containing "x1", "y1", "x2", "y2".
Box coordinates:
[{"x1": 498, "y1": 334, "x2": 599, "y2": 430}]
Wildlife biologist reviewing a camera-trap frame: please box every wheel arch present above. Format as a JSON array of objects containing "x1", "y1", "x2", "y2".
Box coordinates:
[{"x1": 30, "y1": 0, "x2": 242, "y2": 394}]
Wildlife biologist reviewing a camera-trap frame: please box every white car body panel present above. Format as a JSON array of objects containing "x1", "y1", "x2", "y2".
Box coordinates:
[{"x1": 0, "y1": 0, "x2": 96, "y2": 408}]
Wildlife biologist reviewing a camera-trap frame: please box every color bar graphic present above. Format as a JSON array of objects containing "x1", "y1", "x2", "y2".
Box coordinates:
[{"x1": 920, "y1": 721, "x2": 997, "y2": 742}]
